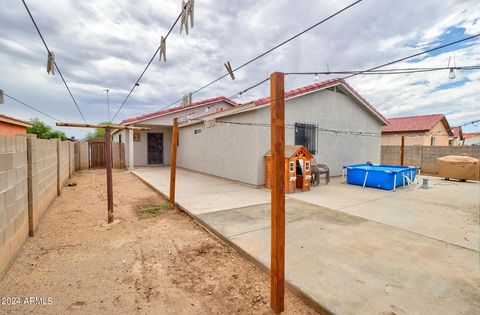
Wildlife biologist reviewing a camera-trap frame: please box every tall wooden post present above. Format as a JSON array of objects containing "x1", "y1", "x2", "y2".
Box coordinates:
[
  {"x1": 270, "y1": 71, "x2": 285, "y2": 313},
  {"x1": 105, "y1": 126, "x2": 114, "y2": 223},
  {"x1": 170, "y1": 118, "x2": 178, "y2": 207},
  {"x1": 400, "y1": 136, "x2": 405, "y2": 166}
]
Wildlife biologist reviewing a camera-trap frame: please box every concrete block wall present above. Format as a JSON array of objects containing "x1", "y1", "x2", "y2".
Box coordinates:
[
  {"x1": 29, "y1": 138, "x2": 58, "y2": 232},
  {"x1": 58, "y1": 141, "x2": 70, "y2": 190},
  {"x1": 69, "y1": 142, "x2": 75, "y2": 178},
  {"x1": 381, "y1": 145, "x2": 480, "y2": 174},
  {"x1": 75, "y1": 142, "x2": 89, "y2": 170},
  {"x1": 0, "y1": 136, "x2": 29, "y2": 278}
]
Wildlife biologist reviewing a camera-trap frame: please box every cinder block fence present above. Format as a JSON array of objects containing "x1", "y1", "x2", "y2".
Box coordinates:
[
  {"x1": 0, "y1": 135, "x2": 90, "y2": 278},
  {"x1": 381, "y1": 145, "x2": 480, "y2": 174}
]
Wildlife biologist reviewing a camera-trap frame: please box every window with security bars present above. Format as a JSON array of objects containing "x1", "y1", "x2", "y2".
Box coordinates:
[{"x1": 294, "y1": 123, "x2": 317, "y2": 155}]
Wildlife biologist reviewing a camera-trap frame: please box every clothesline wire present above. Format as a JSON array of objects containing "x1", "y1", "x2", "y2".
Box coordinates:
[
  {"x1": 149, "y1": 0, "x2": 364, "y2": 115},
  {"x1": 111, "y1": 4, "x2": 187, "y2": 122},
  {"x1": 21, "y1": 0, "x2": 88, "y2": 123},
  {"x1": 4, "y1": 93, "x2": 61, "y2": 122}
]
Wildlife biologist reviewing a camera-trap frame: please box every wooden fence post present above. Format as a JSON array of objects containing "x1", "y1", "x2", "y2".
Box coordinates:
[
  {"x1": 170, "y1": 118, "x2": 178, "y2": 207},
  {"x1": 400, "y1": 136, "x2": 405, "y2": 166},
  {"x1": 105, "y1": 127, "x2": 114, "y2": 223},
  {"x1": 270, "y1": 71, "x2": 285, "y2": 313}
]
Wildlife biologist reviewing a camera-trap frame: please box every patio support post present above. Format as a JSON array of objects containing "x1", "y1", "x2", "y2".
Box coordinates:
[
  {"x1": 128, "y1": 129, "x2": 134, "y2": 170},
  {"x1": 170, "y1": 118, "x2": 178, "y2": 208},
  {"x1": 270, "y1": 71, "x2": 285, "y2": 313},
  {"x1": 105, "y1": 126, "x2": 114, "y2": 223},
  {"x1": 400, "y1": 136, "x2": 405, "y2": 166}
]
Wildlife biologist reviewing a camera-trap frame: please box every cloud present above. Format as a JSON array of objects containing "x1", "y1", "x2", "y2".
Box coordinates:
[{"x1": 0, "y1": 0, "x2": 478, "y2": 138}]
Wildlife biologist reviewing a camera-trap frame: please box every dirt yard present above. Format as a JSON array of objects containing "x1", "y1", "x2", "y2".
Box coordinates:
[{"x1": 0, "y1": 169, "x2": 317, "y2": 314}]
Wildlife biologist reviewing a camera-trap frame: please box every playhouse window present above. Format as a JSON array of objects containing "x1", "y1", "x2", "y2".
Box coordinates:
[
  {"x1": 305, "y1": 161, "x2": 310, "y2": 171},
  {"x1": 289, "y1": 162, "x2": 295, "y2": 172},
  {"x1": 194, "y1": 128, "x2": 202, "y2": 135}
]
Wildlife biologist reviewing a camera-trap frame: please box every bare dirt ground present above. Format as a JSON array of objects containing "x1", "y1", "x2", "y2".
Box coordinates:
[{"x1": 0, "y1": 169, "x2": 318, "y2": 314}]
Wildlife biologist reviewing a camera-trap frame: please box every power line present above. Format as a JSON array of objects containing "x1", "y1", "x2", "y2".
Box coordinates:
[
  {"x1": 149, "y1": 0, "x2": 364, "y2": 115},
  {"x1": 341, "y1": 34, "x2": 479, "y2": 80},
  {"x1": 231, "y1": 35, "x2": 480, "y2": 102},
  {"x1": 460, "y1": 119, "x2": 480, "y2": 127},
  {"x1": 4, "y1": 93, "x2": 61, "y2": 122},
  {"x1": 21, "y1": 0, "x2": 88, "y2": 124},
  {"x1": 286, "y1": 65, "x2": 480, "y2": 75},
  {"x1": 111, "y1": 2, "x2": 188, "y2": 122}
]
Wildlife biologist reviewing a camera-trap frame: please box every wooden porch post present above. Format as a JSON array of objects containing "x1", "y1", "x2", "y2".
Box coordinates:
[
  {"x1": 400, "y1": 136, "x2": 405, "y2": 166},
  {"x1": 105, "y1": 126, "x2": 114, "y2": 223},
  {"x1": 270, "y1": 71, "x2": 285, "y2": 313},
  {"x1": 170, "y1": 118, "x2": 178, "y2": 207}
]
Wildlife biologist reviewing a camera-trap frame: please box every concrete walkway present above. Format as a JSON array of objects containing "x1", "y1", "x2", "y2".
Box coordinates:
[{"x1": 133, "y1": 167, "x2": 480, "y2": 314}]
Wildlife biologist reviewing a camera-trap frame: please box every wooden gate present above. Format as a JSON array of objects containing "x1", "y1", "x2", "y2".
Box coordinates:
[
  {"x1": 89, "y1": 138, "x2": 125, "y2": 169},
  {"x1": 90, "y1": 138, "x2": 106, "y2": 169}
]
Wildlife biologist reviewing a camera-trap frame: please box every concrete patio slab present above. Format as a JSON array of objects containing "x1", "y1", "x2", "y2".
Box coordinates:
[
  {"x1": 132, "y1": 166, "x2": 480, "y2": 314},
  {"x1": 200, "y1": 199, "x2": 479, "y2": 315},
  {"x1": 133, "y1": 167, "x2": 271, "y2": 215},
  {"x1": 289, "y1": 176, "x2": 479, "y2": 250}
]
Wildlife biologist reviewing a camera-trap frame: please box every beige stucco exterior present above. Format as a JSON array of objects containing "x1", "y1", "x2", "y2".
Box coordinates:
[{"x1": 381, "y1": 120, "x2": 451, "y2": 146}]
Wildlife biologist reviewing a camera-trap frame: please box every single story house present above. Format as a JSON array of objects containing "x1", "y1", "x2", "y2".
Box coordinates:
[
  {"x1": 463, "y1": 132, "x2": 480, "y2": 146},
  {"x1": 113, "y1": 96, "x2": 238, "y2": 166},
  {"x1": 450, "y1": 126, "x2": 464, "y2": 146},
  {"x1": 0, "y1": 114, "x2": 33, "y2": 135},
  {"x1": 381, "y1": 114, "x2": 453, "y2": 146},
  {"x1": 115, "y1": 78, "x2": 388, "y2": 186}
]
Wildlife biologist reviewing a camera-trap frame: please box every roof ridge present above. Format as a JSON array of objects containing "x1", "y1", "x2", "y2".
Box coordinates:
[{"x1": 121, "y1": 96, "x2": 238, "y2": 124}]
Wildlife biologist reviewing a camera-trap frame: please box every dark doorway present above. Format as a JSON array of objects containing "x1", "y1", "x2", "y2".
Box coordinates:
[{"x1": 148, "y1": 133, "x2": 163, "y2": 164}]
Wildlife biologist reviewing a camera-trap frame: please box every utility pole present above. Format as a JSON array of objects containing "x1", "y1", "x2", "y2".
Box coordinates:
[
  {"x1": 103, "y1": 89, "x2": 110, "y2": 122},
  {"x1": 270, "y1": 71, "x2": 285, "y2": 313}
]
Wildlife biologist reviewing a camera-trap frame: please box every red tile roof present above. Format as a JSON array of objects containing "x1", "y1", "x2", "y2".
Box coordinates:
[
  {"x1": 206, "y1": 78, "x2": 388, "y2": 124},
  {"x1": 121, "y1": 96, "x2": 238, "y2": 124},
  {"x1": 0, "y1": 114, "x2": 33, "y2": 127},
  {"x1": 451, "y1": 126, "x2": 463, "y2": 139},
  {"x1": 382, "y1": 114, "x2": 450, "y2": 134},
  {"x1": 464, "y1": 132, "x2": 480, "y2": 139}
]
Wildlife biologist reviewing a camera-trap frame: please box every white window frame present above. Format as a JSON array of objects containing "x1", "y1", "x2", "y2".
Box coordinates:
[{"x1": 194, "y1": 128, "x2": 202, "y2": 135}]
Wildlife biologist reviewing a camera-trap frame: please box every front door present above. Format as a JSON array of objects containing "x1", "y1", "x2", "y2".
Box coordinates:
[{"x1": 148, "y1": 133, "x2": 163, "y2": 164}]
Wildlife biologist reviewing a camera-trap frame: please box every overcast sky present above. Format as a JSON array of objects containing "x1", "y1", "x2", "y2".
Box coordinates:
[{"x1": 0, "y1": 0, "x2": 479, "y2": 139}]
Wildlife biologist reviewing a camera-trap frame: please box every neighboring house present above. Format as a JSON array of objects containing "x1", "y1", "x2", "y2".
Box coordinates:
[
  {"x1": 116, "y1": 78, "x2": 388, "y2": 186},
  {"x1": 113, "y1": 96, "x2": 238, "y2": 166},
  {"x1": 381, "y1": 114, "x2": 453, "y2": 146},
  {"x1": 463, "y1": 132, "x2": 480, "y2": 146},
  {"x1": 450, "y1": 126, "x2": 464, "y2": 146},
  {"x1": 0, "y1": 114, "x2": 33, "y2": 135}
]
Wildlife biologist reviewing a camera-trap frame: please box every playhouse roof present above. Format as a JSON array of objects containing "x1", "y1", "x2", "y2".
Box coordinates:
[{"x1": 264, "y1": 145, "x2": 313, "y2": 159}]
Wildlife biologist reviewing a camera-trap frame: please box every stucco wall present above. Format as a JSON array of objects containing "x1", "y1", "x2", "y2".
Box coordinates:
[
  {"x1": 131, "y1": 126, "x2": 172, "y2": 166},
  {"x1": 0, "y1": 122, "x2": 28, "y2": 136},
  {"x1": 113, "y1": 101, "x2": 234, "y2": 167},
  {"x1": 381, "y1": 121, "x2": 451, "y2": 146},
  {"x1": 178, "y1": 110, "x2": 261, "y2": 185},
  {"x1": 178, "y1": 89, "x2": 383, "y2": 185},
  {"x1": 0, "y1": 136, "x2": 28, "y2": 278}
]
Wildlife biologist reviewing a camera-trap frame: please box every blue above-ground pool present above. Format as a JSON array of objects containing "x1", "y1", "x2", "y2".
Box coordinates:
[{"x1": 343, "y1": 164, "x2": 419, "y2": 190}]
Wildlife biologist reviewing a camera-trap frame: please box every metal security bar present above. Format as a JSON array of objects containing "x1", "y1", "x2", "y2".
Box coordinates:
[{"x1": 294, "y1": 122, "x2": 318, "y2": 154}]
